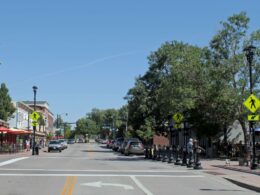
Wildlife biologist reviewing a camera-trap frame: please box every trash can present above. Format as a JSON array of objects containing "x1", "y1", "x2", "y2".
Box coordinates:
[{"x1": 35, "y1": 146, "x2": 39, "y2": 155}]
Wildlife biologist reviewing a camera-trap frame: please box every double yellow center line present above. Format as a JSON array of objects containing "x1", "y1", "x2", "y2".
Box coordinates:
[{"x1": 61, "y1": 176, "x2": 76, "y2": 195}]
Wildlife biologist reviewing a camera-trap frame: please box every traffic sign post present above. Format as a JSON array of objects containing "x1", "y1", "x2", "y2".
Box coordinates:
[
  {"x1": 30, "y1": 111, "x2": 40, "y2": 121},
  {"x1": 31, "y1": 121, "x2": 39, "y2": 127},
  {"x1": 248, "y1": 114, "x2": 259, "y2": 122},
  {"x1": 244, "y1": 94, "x2": 260, "y2": 113},
  {"x1": 173, "y1": 113, "x2": 184, "y2": 123}
]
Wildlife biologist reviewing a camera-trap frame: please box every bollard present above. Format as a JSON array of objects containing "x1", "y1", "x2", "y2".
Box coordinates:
[
  {"x1": 157, "y1": 145, "x2": 162, "y2": 161},
  {"x1": 181, "y1": 147, "x2": 187, "y2": 166},
  {"x1": 153, "y1": 145, "x2": 157, "y2": 160},
  {"x1": 145, "y1": 145, "x2": 149, "y2": 159},
  {"x1": 148, "y1": 146, "x2": 153, "y2": 159},
  {"x1": 162, "y1": 145, "x2": 167, "y2": 162},
  {"x1": 167, "y1": 146, "x2": 173, "y2": 163},
  {"x1": 187, "y1": 150, "x2": 194, "y2": 168},
  {"x1": 174, "y1": 145, "x2": 181, "y2": 165}
]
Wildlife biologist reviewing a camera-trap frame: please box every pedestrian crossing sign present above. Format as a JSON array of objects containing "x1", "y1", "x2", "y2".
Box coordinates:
[
  {"x1": 248, "y1": 114, "x2": 259, "y2": 121},
  {"x1": 30, "y1": 111, "x2": 40, "y2": 121},
  {"x1": 31, "y1": 121, "x2": 38, "y2": 127},
  {"x1": 174, "y1": 123, "x2": 182, "y2": 129},
  {"x1": 173, "y1": 113, "x2": 183, "y2": 123},
  {"x1": 244, "y1": 94, "x2": 260, "y2": 113}
]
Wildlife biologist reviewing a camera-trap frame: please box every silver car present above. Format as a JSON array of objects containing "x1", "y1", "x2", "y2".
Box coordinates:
[
  {"x1": 48, "y1": 140, "x2": 62, "y2": 152},
  {"x1": 124, "y1": 140, "x2": 144, "y2": 156}
]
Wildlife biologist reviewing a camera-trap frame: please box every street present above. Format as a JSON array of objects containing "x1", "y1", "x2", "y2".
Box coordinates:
[{"x1": 0, "y1": 143, "x2": 258, "y2": 195}]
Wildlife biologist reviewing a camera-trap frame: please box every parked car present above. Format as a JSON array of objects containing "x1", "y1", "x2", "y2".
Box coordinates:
[
  {"x1": 106, "y1": 140, "x2": 115, "y2": 148},
  {"x1": 119, "y1": 138, "x2": 140, "y2": 154},
  {"x1": 48, "y1": 140, "x2": 62, "y2": 152},
  {"x1": 112, "y1": 138, "x2": 124, "y2": 151},
  {"x1": 58, "y1": 139, "x2": 68, "y2": 149},
  {"x1": 124, "y1": 140, "x2": 144, "y2": 156},
  {"x1": 68, "y1": 139, "x2": 75, "y2": 144},
  {"x1": 77, "y1": 138, "x2": 85, "y2": 143}
]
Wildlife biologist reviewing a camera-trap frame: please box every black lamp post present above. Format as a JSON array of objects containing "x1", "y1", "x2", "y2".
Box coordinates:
[
  {"x1": 57, "y1": 113, "x2": 67, "y2": 138},
  {"x1": 32, "y1": 86, "x2": 38, "y2": 155},
  {"x1": 244, "y1": 45, "x2": 258, "y2": 170}
]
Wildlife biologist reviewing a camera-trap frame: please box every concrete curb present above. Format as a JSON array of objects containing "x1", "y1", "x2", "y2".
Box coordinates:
[
  {"x1": 213, "y1": 165, "x2": 260, "y2": 176},
  {"x1": 224, "y1": 177, "x2": 260, "y2": 193}
]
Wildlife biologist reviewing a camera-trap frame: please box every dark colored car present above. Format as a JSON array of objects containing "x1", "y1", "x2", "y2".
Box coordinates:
[{"x1": 112, "y1": 138, "x2": 124, "y2": 151}]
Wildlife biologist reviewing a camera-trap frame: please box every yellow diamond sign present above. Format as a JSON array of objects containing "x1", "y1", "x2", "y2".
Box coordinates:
[
  {"x1": 244, "y1": 94, "x2": 260, "y2": 113},
  {"x1": 31, "y1": 121, "x2": 38, "y2": 127},
  {"x1": 174, "y1": 123, "x2": 182, "y2": 129},
  {"x1": 30, "y1": 112, "x2": 40, "y2": 121},
  {"x1": 173, "y1": 113, "x2": 183, "y2": 123}
]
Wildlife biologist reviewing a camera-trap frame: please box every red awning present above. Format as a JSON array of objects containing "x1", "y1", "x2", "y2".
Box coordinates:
[
  {"x1": 0, "y1": 126, "x2": 11, "y2": 133},
  {"x1": 8, "y1": 128, "x2": 31, "y2": 135}
]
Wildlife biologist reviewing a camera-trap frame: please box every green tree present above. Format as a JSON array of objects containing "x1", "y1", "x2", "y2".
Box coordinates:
[
  {"x1": 0, "y1": 83, "x2": 15, "y2": 121},
  {"x1": 64, "y1": 123, "x2": 72, "y2": 139},
  {"x1": 209, "y1": 12, "x2": 260, "y2": 149},
  {"x1": 75, "y1": 117, "x2": 98, "y2": 138}
]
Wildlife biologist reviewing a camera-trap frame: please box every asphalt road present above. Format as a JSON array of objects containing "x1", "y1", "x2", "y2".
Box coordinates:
[{"x1": 0, "y1": 143, "x2": 258, "y2": 195}]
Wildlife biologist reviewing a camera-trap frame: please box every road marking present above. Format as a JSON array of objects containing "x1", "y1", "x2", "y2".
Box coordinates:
[
  {"x1": 68, "y1": 176, "x2": 76, "y2": 195},
  {"x1": 81, "y1": 181, "x2": 134, "y2": 190},
  {"x1": 0, "y1": 168, "x2": 188, "y2": 173},
  {"x1": 61, "y1": 176, "x2": 76, "y2": 195},
  {"x1": 0, "y1": 157, "x2": 29, "y2": 167},
  {"x1": 0, "y1": 173, "x2": 204, "y2": 177},
  {"x1": 61, "y1": 176, "x2": 71, "y2": 195},
  {"x1": 130, "y1": 176, "x2": 153, "y2": 195},
  {"x1": 87, "y1": 144, "x2": 94, "y2": 159}
]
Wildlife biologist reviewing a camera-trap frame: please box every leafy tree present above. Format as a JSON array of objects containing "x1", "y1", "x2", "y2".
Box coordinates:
[
  {"x1": 64, "y1": 123, "x2": 72, "y2": 139},
  {"x1": 75, "y1": 117, "x2": 98, "y2": 138},
  {"x1": 53, "y1": 116, "x2": 64, "y2": 128},
  {"x1": 209, "y1": 12, "x2": 260, "y2": 150},
  {"x1": 0, "y1": 83, "x2": 15, "y2": 121},
  {"x1": 136, "y1": 119, "x2": 154, "y2": 144}
]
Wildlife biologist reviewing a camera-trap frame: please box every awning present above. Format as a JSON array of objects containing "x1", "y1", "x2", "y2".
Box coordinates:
[
  {"x1": 0, "y1": 126, "x2": 11, "y2": 133},
  {"x1": 27, "y1": 130, "x2": 46, "y2": 137},
  {"x1": 8, "y1": 128, "x2": 31, "y2": 135}
]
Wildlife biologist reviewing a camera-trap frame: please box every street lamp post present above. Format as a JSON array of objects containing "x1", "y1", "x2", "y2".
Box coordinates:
[
  {"x1": 244, "y1": 45, "x2": 258, "y2": 170},
  {"x1": 57, "y1": 113, "x2": 68, "y2": 138},
  {"x1": 32, "y1": 86, "x2": 38, "y2": 155}
]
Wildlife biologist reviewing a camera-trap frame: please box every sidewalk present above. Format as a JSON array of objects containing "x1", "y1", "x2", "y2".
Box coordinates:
[{"x1": 201, "y1": 159, "x2": 260, "y2": 192}]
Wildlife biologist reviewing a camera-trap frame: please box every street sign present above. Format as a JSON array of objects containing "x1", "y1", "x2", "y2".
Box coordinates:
[
  {"x1": 174, "y1": 123, "x2": 182, "y2": 129},
  {"x1": 248, "y1": 114, "x2": 260, "y2": 121},
  {"x1": 244, "y1": 94, "x2": 260, "y2": 113},
  {"x1": 31, "y1": 121, "x2": 38, "y2": 127},
  {"x1": 30, "y1": 111, "x2": 40, "y2": 121},
  {"x1": 173, "y1": 113, "x2": 183, "y2": 123}
]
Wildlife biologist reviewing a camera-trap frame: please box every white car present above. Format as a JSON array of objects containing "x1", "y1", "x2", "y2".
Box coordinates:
[{"x1": 58, "y1": 139, "x2": 68, "y2": 149}]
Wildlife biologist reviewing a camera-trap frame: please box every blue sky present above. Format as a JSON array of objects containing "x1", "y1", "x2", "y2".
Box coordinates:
[{"x1": 0, "y1": 0, "x2": 259, "y2": 124}]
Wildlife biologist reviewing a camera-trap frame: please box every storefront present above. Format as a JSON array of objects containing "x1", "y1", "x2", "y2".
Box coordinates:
[{"x1": 0, "y1": 126, "x2": 31, "y2": 153}]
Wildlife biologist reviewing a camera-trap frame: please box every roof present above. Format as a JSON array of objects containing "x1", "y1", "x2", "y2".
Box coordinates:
[{"x1": 22, "y1": 101, "x2": 49, "y2": 106}]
